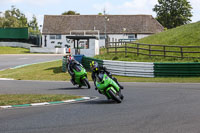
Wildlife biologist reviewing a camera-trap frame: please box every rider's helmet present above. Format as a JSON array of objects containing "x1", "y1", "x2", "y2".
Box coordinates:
[
  {"x1": 90, "y1": 61, "x2": 98, "y2": 72},
  {"x1": 67, "y1": 55, "x2": 74, "y2": 63}
]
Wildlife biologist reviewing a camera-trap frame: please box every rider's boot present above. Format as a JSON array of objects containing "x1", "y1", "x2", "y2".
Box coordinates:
[
  {"x1": 70, "y1": 75, "x2": 76, "y2": 85},
  {"x1": 70, "y1": 78, "x2": 75, "y2": 85},
  {"x1": 113, "y1": 77, "x2": 124, "y2": 89},
  {"x1": 118, "y1": 84, "x2": 124, "y2": 89}
]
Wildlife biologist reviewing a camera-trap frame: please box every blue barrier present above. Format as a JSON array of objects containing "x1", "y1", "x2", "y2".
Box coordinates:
[{"x1": 73, "y1": 55, "x2": 84, "y2": 63}]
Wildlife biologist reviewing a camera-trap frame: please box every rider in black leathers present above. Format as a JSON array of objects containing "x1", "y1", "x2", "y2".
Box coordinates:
[
  {"x1": 67, "y1": 55, "x2": 82, "y2": 85},
  {"x1": 90, "y1": 61, "x2": 123, "y2": 91}
]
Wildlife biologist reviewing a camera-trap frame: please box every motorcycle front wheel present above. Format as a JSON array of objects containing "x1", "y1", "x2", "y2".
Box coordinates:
[{"x1": 108, "y1": 89, "x2": 122, "y2": 103}]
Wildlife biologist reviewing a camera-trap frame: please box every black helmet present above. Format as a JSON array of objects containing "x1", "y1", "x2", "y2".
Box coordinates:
[{"x1": 90, "y1": 61, "x2": 98, "y2": 71}]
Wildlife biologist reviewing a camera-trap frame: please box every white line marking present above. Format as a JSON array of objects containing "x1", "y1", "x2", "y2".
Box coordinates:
[
  {"x1": 0, "y1": 78, "x2": 14, "y2": 80},
  {"x1": 63, "y1": 100, "x2": 76, "y2": 103},
  {"x1": 82, "y1": 97, "x2": 90, "y2": 100},
  {"x1": 31, "y1": 102, "x2": 50, "y2": 106},
  {"x1": 0, "y1": 106, "x2": 12, "y2": 109}
]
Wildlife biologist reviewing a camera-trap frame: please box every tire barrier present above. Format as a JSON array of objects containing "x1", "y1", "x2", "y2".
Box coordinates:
[
  {"x1": 154, "y1": 63, "x2": 200, "y2": 77},
  {"x1": 103, "y1": 60, "x2": 154, "y2": 77},
  {"x1": 66, "y1": 56, "x2": 200, "y2": 77},
  {"x1": 82, "y1": 56, "x2": 154, "y2": 77}
]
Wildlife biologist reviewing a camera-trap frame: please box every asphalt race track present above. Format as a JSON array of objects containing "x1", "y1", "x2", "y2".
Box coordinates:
[
  {"x1": 0, "y1": 54, "x2": 63, "y2": 70},
  {"x1": 1, "y1": 80, "x2": 200, "y2": 133}
]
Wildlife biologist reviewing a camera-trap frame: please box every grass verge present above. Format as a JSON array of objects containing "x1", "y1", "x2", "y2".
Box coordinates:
[
  {"x1": 0, "y1": 47, "x2": 30, "y2": 54},
  {"x1": 0, "y1": 94, "x2": 81, "y2": 106},
  {"x1": 97, "y1": 48, "x2": 200, "y2": 62},
  {"x1": 0, "y1": 60, "x2": 200, "y2": 83},
  {"x1": 0, "y1": 60, "x2": 75, "y2": 81}
]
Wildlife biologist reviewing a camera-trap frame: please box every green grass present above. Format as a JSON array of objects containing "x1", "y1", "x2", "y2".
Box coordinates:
[
  {"x1": 96, "y1": 48, "x2": 200, "y2": 62},
  {"x1": 0, "y1": 94, "x2": 81, "y2": 106},
  {"x1": 0, "y1": 46, "x2": 30, "y2": 54},
  {"x1": 138, "y1": 22, "x2": 200, "y2": 46},
  {"x1": 0, "y1": 60, "x2": 200, "y2": 83},
  {"x1": 96, "y1": 22, "x2": 200, "y2": 62},
  {"x1": 0, "y1": 60, "x2": 93, "y2": 81},
  {"x1": 0, "y1": 60, "x2": 71, "y2": 81}
]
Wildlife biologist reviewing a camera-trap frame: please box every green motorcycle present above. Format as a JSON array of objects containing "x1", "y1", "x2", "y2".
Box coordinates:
[
  {"x1": 70, "y1": 64, "x2": 90, "y2": 89},
  {"x1": 95, "y1": 72, "x2": 124, "y2": 103}
]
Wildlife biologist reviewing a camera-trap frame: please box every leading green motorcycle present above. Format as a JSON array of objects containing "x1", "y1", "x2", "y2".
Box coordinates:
[{"x1": 95, "y1": 72, "x2": 124, "y2": 103}]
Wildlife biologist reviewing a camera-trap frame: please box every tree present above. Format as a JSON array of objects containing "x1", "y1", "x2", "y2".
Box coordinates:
[
  {"x1": 0, "y1": 6, "x2": 40, "y2": 34},
  {"x1": 98, "y1": 13, "x2": 103, "y2": 15},
  {"x1": 62, "y1": 10, "x2": 80, "y2": 15},
  {"x1": 1, "y1": 6, "x2": 28, "y2": 28},
  {"x1": 153, "y1": 0, "x2": 192, "y2": 29},
  {"x1": 28, "y1": 15, "x2": 40, "y2": 34}
]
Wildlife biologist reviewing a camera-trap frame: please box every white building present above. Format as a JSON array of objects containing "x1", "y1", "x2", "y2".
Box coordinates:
[{"x1": 41, "y1": 15, "x2": 164, "y2": 55}]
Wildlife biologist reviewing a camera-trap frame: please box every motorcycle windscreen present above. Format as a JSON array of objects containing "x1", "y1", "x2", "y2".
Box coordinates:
[
  {"x1": 96, "y1": 73, "x2": 104, "y2": 83},
  {"x1": 74, "y1": 65, "x2": 82, "y2": 72}
]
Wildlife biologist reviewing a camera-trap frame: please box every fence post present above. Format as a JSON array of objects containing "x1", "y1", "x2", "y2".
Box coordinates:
[
  {"x1": 106, "y1": 42, "x2": 109, "y2": 54},
  {"x1": 137, "y1": 43, "x2": 139, "y2": 56},
  {"x1": 163, "y1": 46, "x2": 166, "y2": 57},
  {"x1": 115, "y1": 42, "x2": 117, "y2": 55},
  {"x1": 149, "y1": 45, "x2": 151, "y2": 57},
  {"x1": 125, "y1": 42, "x2": 127, "y2": 57},
  {"x1": 180, "y1": 47, "x2": 183, "y2": 58}
]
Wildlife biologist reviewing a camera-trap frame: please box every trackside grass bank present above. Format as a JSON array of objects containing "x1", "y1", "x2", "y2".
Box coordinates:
[
  {"x1": 0, "y1": 47, "x2": 30, "y2": 54},
  {"x1": 96, "y1": 22, "x2": 200, "y2": 62},
  {"x1": 0, "y1": 60, "x2": 200, "y2": 83}
]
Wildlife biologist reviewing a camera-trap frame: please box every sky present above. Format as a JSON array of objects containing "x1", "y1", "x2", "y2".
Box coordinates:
[{"x1": 0, "y1": 0, "x2": 200, "y2": 27}]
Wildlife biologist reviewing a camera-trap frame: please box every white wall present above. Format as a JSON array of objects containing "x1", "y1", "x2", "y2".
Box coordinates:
[
  {"x1": 30, "y1": 47, "x2": 66, "y2": 54},
  {"x1": 98, "y1": 33, "x2": 152, "y2": 47},
  {"x1": 0, "y1": 42, "x2": 33, "y2": 48},
  {"x1": 42, "y1": 33, "x2": 151, "y2": 51},
  {"x1": 42, "y1": 35, "x2": 69, "y2": 48}
]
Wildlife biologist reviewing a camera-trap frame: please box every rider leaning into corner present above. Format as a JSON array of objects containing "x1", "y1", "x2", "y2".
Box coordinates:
[
  {"x1": 67, "y1": 55, "x2": 83, "y2": 85},
  {"x1": 90, "y1": 61, "x2": 124, "y2": 92}
]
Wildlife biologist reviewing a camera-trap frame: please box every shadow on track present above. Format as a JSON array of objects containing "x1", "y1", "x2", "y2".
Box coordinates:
[
  {"x1": 49, "y1": 87, "x2": 90, "y2": 91},
  {"x1": 85, "y1": 99, "x2": 119, "y2": 104}
]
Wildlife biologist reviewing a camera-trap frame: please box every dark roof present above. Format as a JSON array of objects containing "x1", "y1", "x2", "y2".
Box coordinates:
[{"x1": 42, "y1": 15, "x2": 164, "y2": 35}]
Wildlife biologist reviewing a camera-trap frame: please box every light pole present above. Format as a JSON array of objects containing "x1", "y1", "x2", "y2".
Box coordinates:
[
  {"x1": 39, "y1": 25, "x2": 43, "y2": 47},
  {"x1": 104, "y1": 16, "x2": 109, "y2": 47},
  {"x1": 122, "y1": 28, "x2": 126, "y2": 42}
]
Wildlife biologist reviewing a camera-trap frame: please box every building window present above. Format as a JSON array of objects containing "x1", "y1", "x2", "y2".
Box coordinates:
[
  {"x1": 50, "y1": 35, "x2": 62, "y2": 40},
  {"x1": 50, "y1": 35, "x2": 55, "y2": 39},
  {"x1": 128, "y1": 35, "x2": 135, "y2": 39},
  {"x1": 56, "y1": 35, "x2": 62, "y2": 39},
  {"x1": 128, "y1": 34, "x2": 138, "y2": 39},
  {"x1": 100, "y1": 35, "x2": 105, "y2": 40}
]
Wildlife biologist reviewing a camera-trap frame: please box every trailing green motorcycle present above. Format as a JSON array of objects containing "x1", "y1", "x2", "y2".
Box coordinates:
[
  {"x1": 69, "y1": 64, "x2": 90, "y2": 89},
  {"x1": 95, "y1": 72, "x2": 124, "y2": 103}
]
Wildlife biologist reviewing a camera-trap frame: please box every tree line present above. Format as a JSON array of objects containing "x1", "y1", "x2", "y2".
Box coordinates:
[{"x1": 0, "y1": 6, "x2": 40, "y2": 34}]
